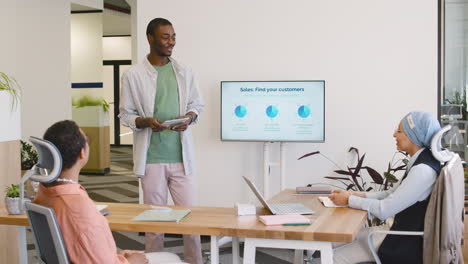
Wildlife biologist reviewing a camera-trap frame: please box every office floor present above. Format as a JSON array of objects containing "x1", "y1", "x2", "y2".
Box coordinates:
[{"x1": 26, "y1": 146, "x2": 297, "y2": 264}]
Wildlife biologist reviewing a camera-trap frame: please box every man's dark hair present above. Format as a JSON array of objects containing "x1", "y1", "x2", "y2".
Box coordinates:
[
  {"x1": 146, "y1": 18, "x2": 172, "y2": 36},
  {"x1": 43, "y1": 120, "x2": 86, "y2": 170}
]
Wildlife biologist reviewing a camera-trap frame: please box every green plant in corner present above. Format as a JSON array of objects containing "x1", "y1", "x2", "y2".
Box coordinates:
[
  {"x1": 21, "y1": 140, "x2": 38, "y2": 170},
  {"x1": 5, "y1": 184, "x2": 20, "y2": 198},
  {"x1": 0, "y1": 72, "x2": 21, "y2": 111}
]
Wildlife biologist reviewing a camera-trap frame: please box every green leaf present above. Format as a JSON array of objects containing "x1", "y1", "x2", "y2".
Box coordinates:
[
  {"x1": 21, "y1": 140, "x2": 38, "y2": 170},
  {"x1": 5, "y1": 184, "x2": 20, "y2": 198},
  {"x1": 73, "y1": 95, "x2": 109, "y2": 112},
  {"x1": 0, "y1": 72, "x2": 21, "y2": 111}
]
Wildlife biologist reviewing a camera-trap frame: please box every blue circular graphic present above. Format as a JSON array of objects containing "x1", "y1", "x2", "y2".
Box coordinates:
[
  {"x1": 298, "y1": 105, "x2": 311, "y2": 118},
  {"x1": 266, "y1": 105, "x2": 279, "y2": 118},
  {"x1": 234, "y1": 105, "x2": 247, "y2": 118}
]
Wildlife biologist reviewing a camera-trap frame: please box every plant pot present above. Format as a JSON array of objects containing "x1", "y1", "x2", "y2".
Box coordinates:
[{"x1": 5, "y1": 197, "x2": 22, "y2": 215}]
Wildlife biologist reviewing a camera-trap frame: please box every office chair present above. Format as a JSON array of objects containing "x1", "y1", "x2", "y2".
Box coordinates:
[
  {"x1": 366, "y1": 125, "x2": 465, "y2": 264},
  {"x1": 25, "y1": 202, "x2": 70, "y2": 264},
  {"x1": 21, "y1": 137, "x2": 185, "y2": 264},
  {"x1": 18, "y1": 137, "x2": 69, "y2": 264},
  {"x1": 20, "y1": 136, "x2": 62, "y2": 211}
]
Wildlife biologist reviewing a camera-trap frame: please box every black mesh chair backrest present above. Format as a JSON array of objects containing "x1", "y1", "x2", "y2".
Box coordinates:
[
  {"x1": 27, "y1": 210, "x2": 60, "y2": 264},
  {"x1": 25, "y1": 202, "x2": 70, "y2": 264}
]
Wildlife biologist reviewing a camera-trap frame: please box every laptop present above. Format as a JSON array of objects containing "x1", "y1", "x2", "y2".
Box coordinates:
[{"x1": 242, "y1": 176, "x2": 315, "y2": 215}]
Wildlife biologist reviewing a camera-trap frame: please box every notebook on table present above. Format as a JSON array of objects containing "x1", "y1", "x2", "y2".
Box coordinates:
[{"x1": 243, "y1": 176, "x2": 315, "y2": 215}]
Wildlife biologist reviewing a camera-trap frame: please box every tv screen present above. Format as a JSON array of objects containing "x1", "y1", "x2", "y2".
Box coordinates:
[{"x1": 221, "y1": 80, "x2": 325, "y2": 142}]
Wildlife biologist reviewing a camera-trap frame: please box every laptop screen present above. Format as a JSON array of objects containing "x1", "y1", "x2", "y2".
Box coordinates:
[{"x1": 242, "y1": 176, "x2": 273, "y2": 212}]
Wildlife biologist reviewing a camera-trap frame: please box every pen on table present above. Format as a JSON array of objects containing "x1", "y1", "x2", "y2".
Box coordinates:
[{"x1": 282, "y1": 223, "x2": 311, "y2": 226}]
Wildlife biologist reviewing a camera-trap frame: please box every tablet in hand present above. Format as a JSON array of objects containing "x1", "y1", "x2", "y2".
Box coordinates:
[{"x1": 161, "y1": 117, "x2": 190, "y2": 127}]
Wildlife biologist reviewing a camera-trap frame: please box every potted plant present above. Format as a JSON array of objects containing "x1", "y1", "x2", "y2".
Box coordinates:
[
  {"x1": 72, "y1": 95, "x2": 110, "y2": 174},
  {"x1": 72, "y1": 95, "x2": 110, "y2": 112},
  {"x1": 0, "y1": 72, "x2": 21, "y2": 111},
  {"x1": 298, "y1": 147, "x2": 408, "y2": 225},
  {"x1": 21, "y1": 140, "x2": 39, "y2": 197},
  {"x1": 21, "y1": 140, "x2": 38, "y2": 172},
  {"x1": 5, "y1": 184, "x2": 21, "y2": 214}
]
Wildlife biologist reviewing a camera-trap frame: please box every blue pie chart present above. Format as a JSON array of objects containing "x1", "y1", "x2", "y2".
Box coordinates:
[
  {"x1": 234, "y1": 105, "x2": 247, "y2": 118},
  {"x1": 266, "y1": 105, "x2": 279, "y2": 118},
  {"x1": 298, "y1": 105, "x2": 311, "y2": 118}
]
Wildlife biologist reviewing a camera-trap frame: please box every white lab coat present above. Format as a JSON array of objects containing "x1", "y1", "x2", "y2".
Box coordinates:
[{"x1": 119, "y1": 56, "x2": 204, "y2": 177}]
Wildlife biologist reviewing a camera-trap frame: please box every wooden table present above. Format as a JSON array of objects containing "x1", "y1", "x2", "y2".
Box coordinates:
[{"x1": 0, "y1": 189, "x2": 367, "y2": 264}]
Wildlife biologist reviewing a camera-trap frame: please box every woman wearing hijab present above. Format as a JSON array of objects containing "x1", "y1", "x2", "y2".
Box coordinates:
[{"x1": 330, "y1": 111, "x2": 441, "y2": 264}]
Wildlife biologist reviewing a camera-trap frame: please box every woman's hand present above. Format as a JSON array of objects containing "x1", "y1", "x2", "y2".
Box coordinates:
[
  {"x1": 349, "y1": 191, "x2": 366, "y2": 198},
  {"x1": 328, "y1": 190, "x2": 351, "y2": 206}
]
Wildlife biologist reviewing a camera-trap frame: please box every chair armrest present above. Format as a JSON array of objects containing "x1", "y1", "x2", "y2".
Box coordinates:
[{"x1": 367, "y1": 230, "x2": 423, "y2": 264}]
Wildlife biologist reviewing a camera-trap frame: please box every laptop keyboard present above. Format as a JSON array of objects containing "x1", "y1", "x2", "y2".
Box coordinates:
[{"x1": 270, "y1": 203, "x2": 314, "y2": 215}]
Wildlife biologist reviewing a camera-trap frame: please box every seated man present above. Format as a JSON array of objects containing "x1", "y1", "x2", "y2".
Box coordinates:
[{"x1": 34, "y1": 120, "x2": 183, "y2": 264}]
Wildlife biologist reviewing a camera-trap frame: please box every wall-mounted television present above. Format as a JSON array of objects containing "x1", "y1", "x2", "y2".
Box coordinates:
[{"x1": 221, "y1": 80, "x2": 325, "y2": 142}]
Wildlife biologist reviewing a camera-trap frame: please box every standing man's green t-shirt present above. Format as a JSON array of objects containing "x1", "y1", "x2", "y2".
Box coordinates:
[{"x1": 146, "y1": 62, "x2": 183, "y2": 163}]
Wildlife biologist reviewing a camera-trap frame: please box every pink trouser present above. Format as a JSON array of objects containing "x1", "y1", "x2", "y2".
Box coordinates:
[{"x1": 142, "y1": 163, "x2": 202, "y2": 264}]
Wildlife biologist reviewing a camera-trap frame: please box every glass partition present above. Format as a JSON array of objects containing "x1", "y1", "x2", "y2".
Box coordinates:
[{"x1": 441, "y1": 0, "x2": 468, "y2": 161}]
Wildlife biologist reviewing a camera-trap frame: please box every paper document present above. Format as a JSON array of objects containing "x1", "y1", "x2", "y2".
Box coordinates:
[
  {"x1": 96, "y1": 204, "x2": 108, "y2": 211},
  {"x1": 132, "y1": 209, "x2": 191, "y2": 223},
  {"x1": 318, "y1": 197, "x2": 347, "y2": 208}
]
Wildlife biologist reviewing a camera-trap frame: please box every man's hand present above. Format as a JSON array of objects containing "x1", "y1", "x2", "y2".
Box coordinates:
[
  {"x1": 136, "y1": 117, "x2": 165, "y2": 132},
  {"x1": 123, "y1": 251, "x2": 148, "y2": 264},
  {"x1": 328, "y1": 190, "x2": 351, "y2": 206},
  {"x1": 170, "y1": 114, "x2": 193, "y2": 132}
]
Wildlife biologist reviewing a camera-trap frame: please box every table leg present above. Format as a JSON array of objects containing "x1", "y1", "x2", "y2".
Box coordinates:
[
  {"x1": 210, "y1": 236, "x2": 219, "y2": 264},
  {"x1": 18, "y1": 226, "x2": 27, "y2": 264},
  {"x1": 242, "y1": 238, "x2": 333, "y2": 264},
  {"x1": 242, "y1": 238, "x2": 256, "y2": 264},
  {"x1": 232, "y1": 237, "x2": 240, "y2": 264},
  {"x1": 294, "y1": 249, "x2": 304, "y2": 264},
  {"x1": 320, "y1": 243, "x2": 333, "y2": 264}
]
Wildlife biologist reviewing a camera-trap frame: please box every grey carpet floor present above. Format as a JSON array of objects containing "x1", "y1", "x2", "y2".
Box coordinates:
[{"x1": 27, "y1": 146, "x2": 315, "y2": 264}]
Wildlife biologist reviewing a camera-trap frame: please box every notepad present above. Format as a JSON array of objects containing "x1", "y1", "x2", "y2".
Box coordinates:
[
  {"x1": 258, "y1": 214, "x2": 311, "y2": 226},
  {"x1": 131, "y1": 209, "x2": 191, "y2": 223},
  {"x1": 318, "y1": 197, "x2": 347, "y2": 208}
]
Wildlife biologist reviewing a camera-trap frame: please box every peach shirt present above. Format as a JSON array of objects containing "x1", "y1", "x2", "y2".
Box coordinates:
[{"x1": 34, "y1": 183, "x2": 128, "y2": 264}]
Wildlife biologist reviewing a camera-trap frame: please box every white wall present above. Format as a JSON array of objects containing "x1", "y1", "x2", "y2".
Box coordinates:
[
  {"x1": 0, "y1": 0, "x2": 20, "y2": 142},
  {"x1": 0, "y1": 0, "x2": 71, "y2": 140},
  {"x1": 103, "y1": 36, "x2": 131, "y2": 60},
  {"x1": 71, "y1": 12, "x2": 103, "y2": 99},
  {"x1": 71, "y1": 0, "x2": 102, "y2": 10},
  {"x1": 133, "y1": 0, "x2": 439, "y2": 206}
]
